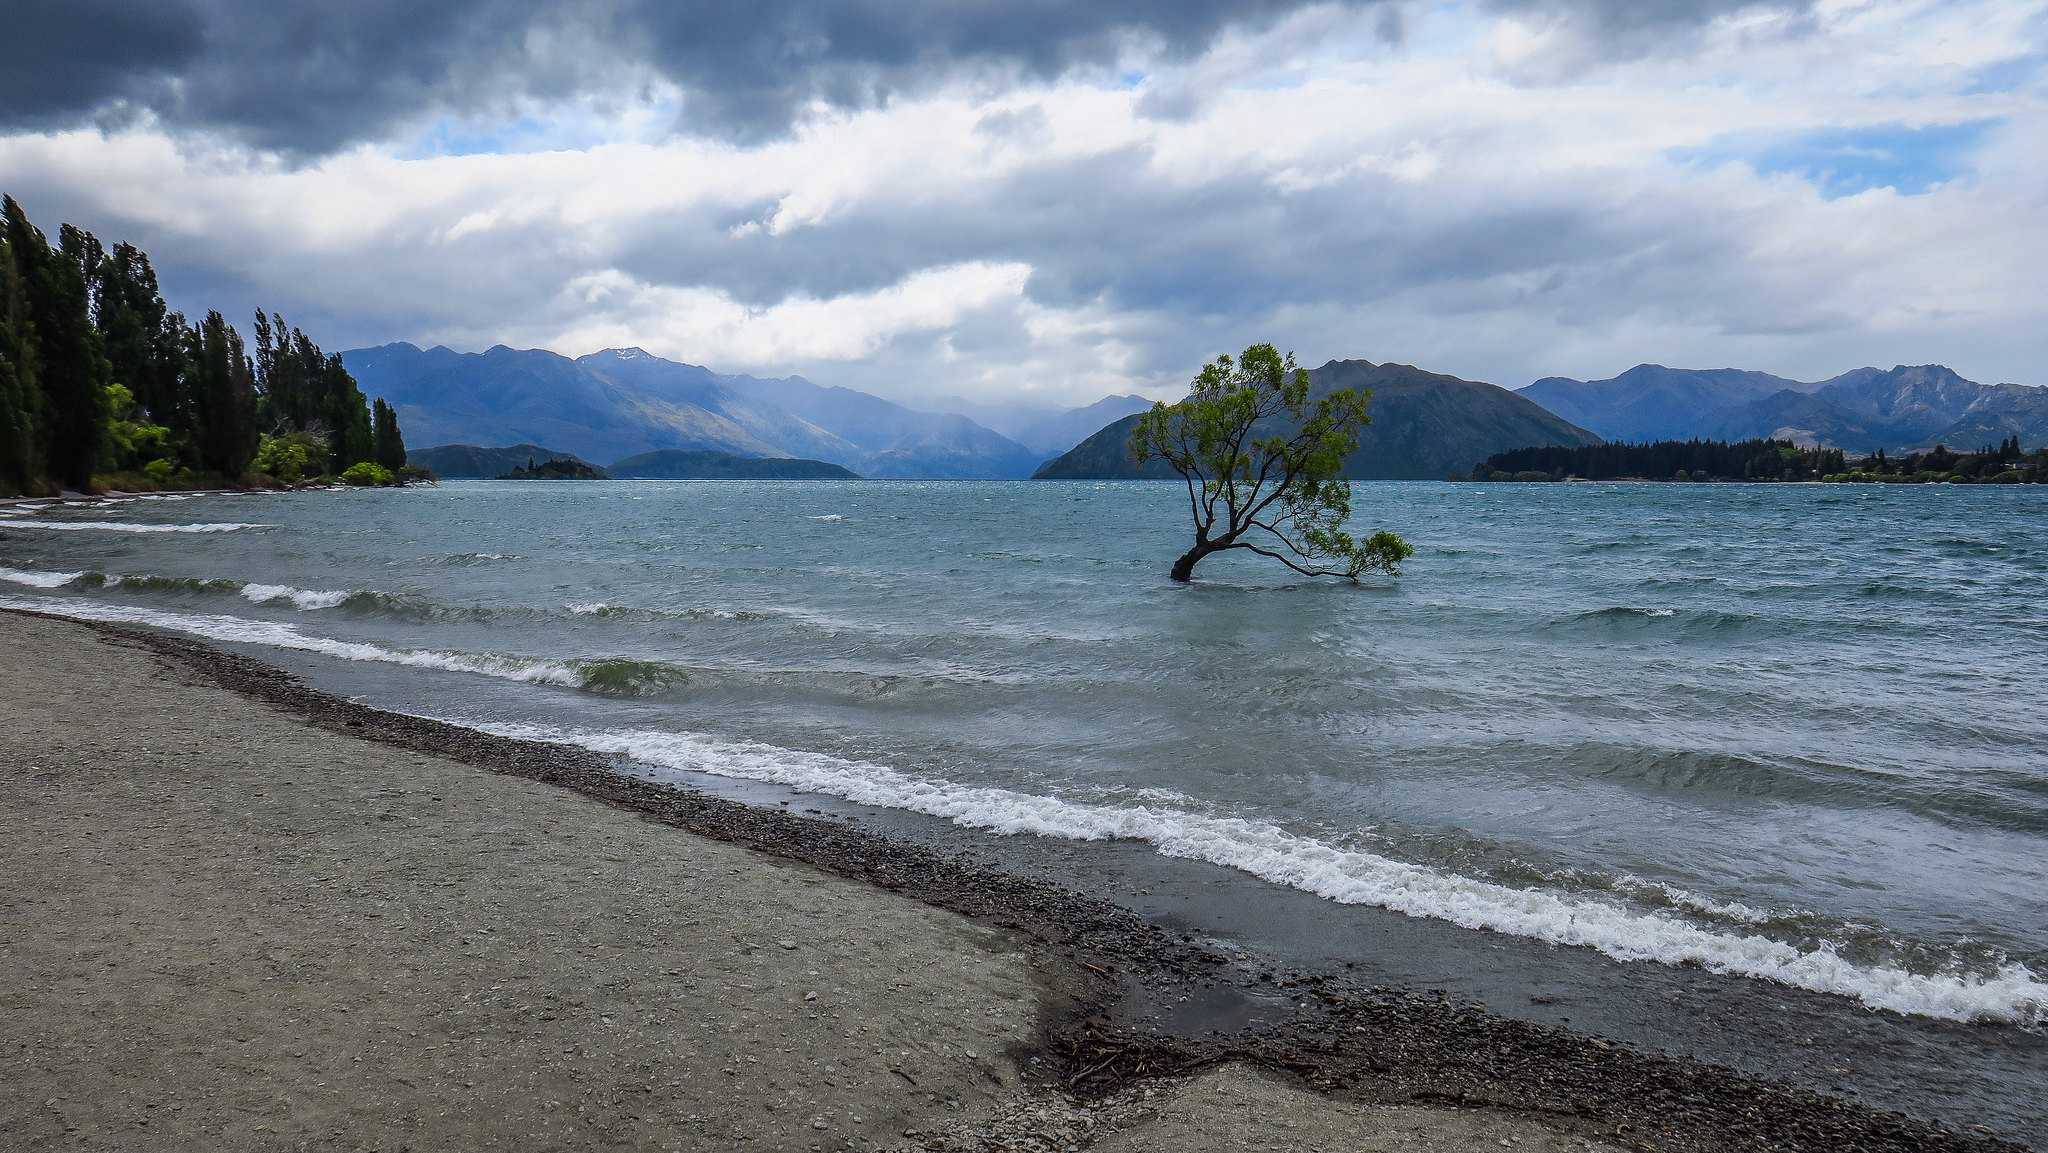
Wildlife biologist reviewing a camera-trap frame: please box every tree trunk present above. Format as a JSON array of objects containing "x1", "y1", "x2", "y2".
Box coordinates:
[{"x1": 1170, "y1": 542, "x2": 1216, "y2": 581}]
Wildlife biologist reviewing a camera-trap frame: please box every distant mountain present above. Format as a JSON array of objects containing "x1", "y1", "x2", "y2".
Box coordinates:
[
  {"x1": 609, "y1": 450, "x2": 857, "y2": 479},
  {"x1": 886, "y1": 392, "x2": 1158, "y2": 458},
  {"x1": 343, "y1": 344, "x2": 1041, "y2": 478},
  {"x1": 738, "y1": 376, "x2": 1043, "y2": 478},
  {"x1": 1035, "y1": 360, "x2": 1599, "y2": 480},
  {"x1": 1518, "y1": 362, "x2": 2048, "y2": 452},
  {"x1": 408, "y1": 443, "x2": 598, "y2": 478},
  {"x1": 579, "y1": 349, "x2": 861, "y2": 464},
  {"x1": 1518, "y1": 365, "x2": 1837, "y2": 443},
  {"x1": 891, "y1": 394, "x2": 1064, "y2": 439},
  {"x1": 1009, "y1": 395, "x2": 1156, "y2": 459}
]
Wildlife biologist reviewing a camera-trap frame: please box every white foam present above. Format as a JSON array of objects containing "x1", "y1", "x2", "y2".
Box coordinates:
[
  {"x1": 0, "y1": 594, "x2": 584, "y2": 688},
  {"x1": 567, "y1": 602, "x2": 610, "y2": 615},
  {"x1": 241, "y1": 583, "x2": 350, "y2": 610},
  {"x1": 474, "y1": 718, "x2": 2046, "y2": 1026},
  {"x1": 807, "y1": 514, "x2": 843, "y2": 521},
  {"x1": 0, "y1": 566, "x2": 84, "y2": 588},
  {"x1": 1, "y1": 521, "x2": 267, "y2": 533}
]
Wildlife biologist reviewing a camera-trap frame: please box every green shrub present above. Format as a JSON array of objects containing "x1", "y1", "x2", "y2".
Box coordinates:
[
  {"x1": 254, "y1": 430, "x2": 331, "y2": 484},
  {"x1": 1512, "y1": 470, "x2": 1550, "y2": 483},
  {"x1": 340, "y1": 462, "x2": 394, "y2": 486},
  {"x1": 141, "y1": 458, "x2": 175, "y2": 482}
]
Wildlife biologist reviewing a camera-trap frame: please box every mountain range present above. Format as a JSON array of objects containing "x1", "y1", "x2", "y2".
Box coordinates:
[
  {"x1": 352, "y1": 342, "x2": 2047, "y2": 485},
  {"x1": 341, "y1": 344, "x2": 1126, "y2": 479},
  {"x1": 1035, "y1": 360, "x2": 1598, "y2": 480},
  {"x1": 1522, "y1": 364, "x2": 2048, "y2": 452}
]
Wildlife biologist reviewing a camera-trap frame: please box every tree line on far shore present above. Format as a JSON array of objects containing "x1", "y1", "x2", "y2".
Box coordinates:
[
  {"x1": 1, "y1": 195, "x2": 412, "y2": 498},
  {"x1": 1469, "y1": 437, "x2": 2048, "y2": 484},
  {"x1": 1471, "y1": 439, "x2": 1847, "y2": 482}
]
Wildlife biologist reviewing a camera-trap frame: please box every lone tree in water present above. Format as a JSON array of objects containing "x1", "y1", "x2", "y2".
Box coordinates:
[{"x1": 1132, "y1": 343, "x2": 1413, "y2": 582}]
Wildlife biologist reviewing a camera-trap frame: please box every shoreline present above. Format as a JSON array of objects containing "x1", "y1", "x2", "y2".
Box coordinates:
[{"x1": 3, "y1": 606, "x2": 2027, "y2": 1153}]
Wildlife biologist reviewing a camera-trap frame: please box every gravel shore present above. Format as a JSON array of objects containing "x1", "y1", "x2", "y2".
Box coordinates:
[{"x1": 1, "y1": 609, "x2": 2023, "y2": 1152}]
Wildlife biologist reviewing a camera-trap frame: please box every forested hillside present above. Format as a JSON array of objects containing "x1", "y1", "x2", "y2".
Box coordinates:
[
  {"x1": 0, "y1": 196, "x2": 405, "y2": 496},
  {"x1": 1035, "y1": 359, "x2": 1598, "y2": 480}
]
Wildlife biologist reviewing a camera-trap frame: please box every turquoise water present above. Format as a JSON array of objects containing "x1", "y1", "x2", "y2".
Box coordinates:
[{"x1": 5, "y1": 479, "x2": 2045, "y2": 1023}]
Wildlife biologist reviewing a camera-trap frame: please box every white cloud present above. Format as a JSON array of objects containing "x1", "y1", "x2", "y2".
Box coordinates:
[
  {"x1": 0, "y1": 0, "x2": 2041, "y2": 405},
  {"x1": 539, "y1": 260, "x2": 1034, "y2": 365}
]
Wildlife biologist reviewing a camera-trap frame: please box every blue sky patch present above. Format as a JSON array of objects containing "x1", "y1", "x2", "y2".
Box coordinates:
[{"x1": 1674, "y1": 120, "x2": 2000, "y2": 199}]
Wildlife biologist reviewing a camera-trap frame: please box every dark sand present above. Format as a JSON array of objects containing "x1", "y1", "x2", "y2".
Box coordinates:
[{"x1": 0, "y1": 610, "x2": 2023, "y2": 1152}]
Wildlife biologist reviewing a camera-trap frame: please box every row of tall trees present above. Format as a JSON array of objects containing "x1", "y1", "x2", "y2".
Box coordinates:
[{"x1": 0, "y1": 196, "x2": 403, "y2": 496}]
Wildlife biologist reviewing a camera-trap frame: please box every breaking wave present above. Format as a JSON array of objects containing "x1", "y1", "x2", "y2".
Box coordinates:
[
  {"x1": 474, "y1": 717, "x2": 2046, "y2": 1026},
  {"x1": 0, "y1": 595, "x2": 690, "y2": 698},
  {"x1": 241, "y1": 583, "x2": 351, "y2": 610},
  {"x1": 0, "y1": 520, "x2": 268, "y2": 533},
  {"x1": 0, "y1": 565, "x2": 85, "y2": 588}
]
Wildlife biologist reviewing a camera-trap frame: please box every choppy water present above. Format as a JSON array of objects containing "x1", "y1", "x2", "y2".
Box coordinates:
[{"x1": 5, "y1": 480, "x2": 2046, "y2": 1024}]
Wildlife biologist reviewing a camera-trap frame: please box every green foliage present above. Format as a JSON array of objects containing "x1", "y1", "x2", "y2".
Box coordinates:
[
  {"x1": 1484, "y1": 435, "x2": 2047, "y2": 485},
  {"x1": 1132, "y1": 343, "x2": 1412, "y2": 582},
  {"x1": 339, "y1": 461, "x2": 394, "y2": 486},
  {"x1": 254, "y1": 429, "x2": 330, "y2": 484},
  {"x1": 0, "y1": 220, "x2": 42, "y2": 493},
  {"x1": 1827, "y1": 439, "x2": 2046, "y2": 484},
  {"x1": 141, "y1": 458, "x2": 175, "y2": 482},
  {"x1": 0, "y1": 193, "x2": 409, "y2": 495},
  {"x1": 371, "y1": 397, "x2": 406, "y2": 470},
  {"x1": 2, "y1": 200, "x2": 112, "y2": 490}
]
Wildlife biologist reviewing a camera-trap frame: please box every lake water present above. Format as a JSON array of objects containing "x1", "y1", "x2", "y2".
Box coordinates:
[{"x1": 5, "y1": 479, "x2": 2046, "y2": 1029}]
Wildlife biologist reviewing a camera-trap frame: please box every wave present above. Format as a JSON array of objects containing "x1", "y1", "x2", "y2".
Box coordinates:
[
  {"x1": 0, "y1": 565, "x2": 85, "y2": 588},
  {"x1": 3, "y1": 566, "x2": 355, "y2": 612},
  {"x1": 242, "y1": 583, "x2": 351, "y2": 611},
  {"x1": 472, "y1": 718, "x2": 2046, "y2": 1026},
  {"x1": 0, "y1": 520, "x2": 268, "y2": 533},
  {"x1": 1557, "y1": 605, "x2": 1768, "y2": 638},
  {"x1": 0, "y1": 595, "x2": 690, "y2": 698}
]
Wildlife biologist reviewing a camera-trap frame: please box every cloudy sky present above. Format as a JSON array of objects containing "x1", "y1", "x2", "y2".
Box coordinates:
[{"x1": 2, "y1": 0, "x2": 2042, "y2": 406}]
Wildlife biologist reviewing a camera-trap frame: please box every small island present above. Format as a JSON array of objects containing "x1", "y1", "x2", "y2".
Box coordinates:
[
  {"x1": 497, "y1": 456, "x2": 607, "y2": 479},
  {"x1": 607, "y1": 449, "x2": 857, "y2": 479}
]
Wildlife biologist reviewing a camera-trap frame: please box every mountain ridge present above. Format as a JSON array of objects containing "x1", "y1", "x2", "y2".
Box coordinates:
[
  {"x1": 1035, "y1": 359, "x2": 1599, "y2": 480},
  {"x1": 343, "y1": 343, "x2": 1101, "y2": 478},
  {"x1": 1523, "y1": 363, "x2": 2048, "y2": 451}
]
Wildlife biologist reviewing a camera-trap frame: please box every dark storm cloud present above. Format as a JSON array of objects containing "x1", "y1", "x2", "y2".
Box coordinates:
[
  {"x1": 599, "y1": 140, "x2": 1642, "y2": 340},
  {"x1": 2, "y1": 0, "x2": 1350, "y2": 151},
  {"x1": 0, "y1": 0, "x2": 561, "y2": 152},
  {"x1": 2, "y1": 0, "x2": 1809, "y2": 152},
  {"x1": 0, "y1": 0, "x2": 203, "y2": 123}
]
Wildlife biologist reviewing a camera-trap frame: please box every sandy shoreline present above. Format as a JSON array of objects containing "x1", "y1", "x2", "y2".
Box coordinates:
[{"x1": 0, "y1": 609, "x2": 2023, "y2": 1152}]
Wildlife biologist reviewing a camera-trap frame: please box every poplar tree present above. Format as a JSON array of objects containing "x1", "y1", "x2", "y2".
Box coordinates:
[
  {"x1": 190, "y1": 310, "x2": 257, "y2": 477},
  {"x1": 0, "y1": 194, "x2": 405, "y2": 492},
  {"x1": 95, "y1": 242, "x2": 190, "y2": 441},
  {"x1": 3, "y1": 199, "x2": 112, "y2": 490},
  {"x1": 324, "y1": 353, "x2": 374, "y2": 466},
  {"x1": 0, "y1": 227, "x2": 40, "y2": 491},
  {"x1": 371, "y1": 397, "x2": 407, "y2": 469}
]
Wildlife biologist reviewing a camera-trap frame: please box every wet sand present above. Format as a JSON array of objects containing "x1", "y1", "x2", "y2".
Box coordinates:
[
  {"x1": 0, "y1": 610, "x2": 2023, "y2": 1152},
  {"x1": 1, "y1": 611, "x2": 1071, "y2": 1150}
]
